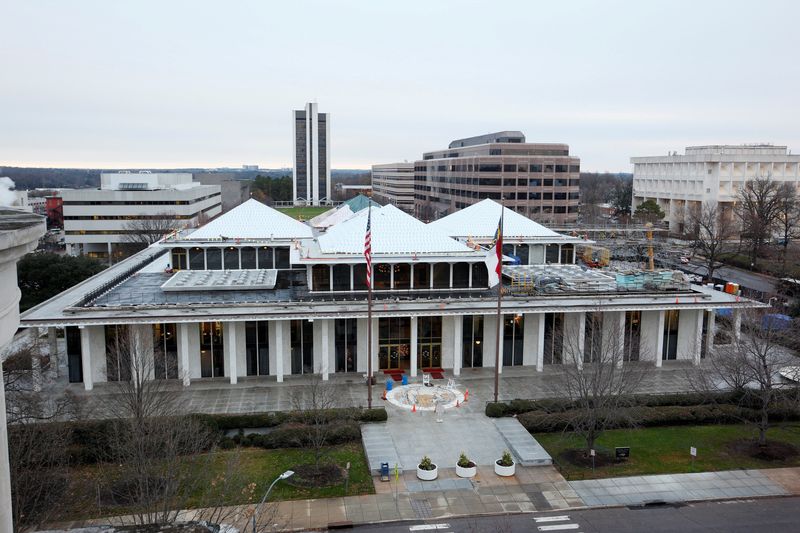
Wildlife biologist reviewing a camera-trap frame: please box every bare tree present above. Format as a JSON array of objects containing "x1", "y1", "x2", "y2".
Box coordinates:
[
  {"x1": 289, "y1": 370, "x2": 345, "y2": 472},
  {"x1": 686, "y1": 201, "x2": 736, "y2": 283},
  {"x1": 100, "y1": 326, "x2": 250, "y2": 528},
  {"x1": 551, "y1": 311, "x2": 652, "y2": 453},
  {"x1": 736, "y1": 176, "x2": 784, "y2": 269},
  {"x1": 774, "y1": 182, "x2": 800, "y2": 274},
  {"x1": 3, "y1": 339, "x2": 81, "y2": 532},
  {"x1": 122, "y1": 213, "x2": 181, "y2": 247},
  {"x1": 698, "y1": 309, "x2": 798, "y2": 447}
]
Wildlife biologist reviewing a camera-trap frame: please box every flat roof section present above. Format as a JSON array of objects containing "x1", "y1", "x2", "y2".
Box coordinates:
[{"x1": 161, "y1": 269, "x2": 277, "y2": 292}]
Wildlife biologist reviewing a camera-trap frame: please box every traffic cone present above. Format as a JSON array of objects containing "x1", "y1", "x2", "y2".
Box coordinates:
[
  {"x1": 675, "y1": 297, "x2": 680, "y2": 304},
  {"x1": 381, "y1": 389, "x2": 387, "y2": 401},
  {"x1": 456, "y1": 400, "x2": 460, "y2": 408},
  {"x1": 464, "y1": 389, "x2": 469, "y2": 401},
  {"x1": 412, "y1": 403, "x2": 416, "y2": 413}
]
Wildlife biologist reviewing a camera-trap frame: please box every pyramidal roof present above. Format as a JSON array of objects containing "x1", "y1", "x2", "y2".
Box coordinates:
[
  {"x1": 187, "y1": 199, "x2": 313, "y2": 240},
  {"x1": 343, "y1": 194, "x2": 381, "y2": 213},
  {"x1": 428, "y1": 199, "x2": 562, "y2": 240},
  {"x1": 318, "y1": 204, "x2": 475, "y2": 256},
  {"x1": 309, "y1": 204, "x2": 355, "y2": 229}
]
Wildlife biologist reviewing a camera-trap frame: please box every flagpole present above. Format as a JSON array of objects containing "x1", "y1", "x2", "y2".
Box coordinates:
[
  {"x1": 493, "y1": 199, "x2": 504, "y2": 404},
  {"x1": 366, "y1": 207, "x2": 373, "y2": 409}
]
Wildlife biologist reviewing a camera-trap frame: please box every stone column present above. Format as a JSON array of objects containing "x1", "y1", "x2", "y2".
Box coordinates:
[
  {"x1": 178, "y1": 322, "x2": 193, "y2": 387},
  {"x1": 655, "y1": 310, "x2": 665, "y2": 368},
  {"x1": 452, "y1": 315, "x2": 462, "y2": 377},
  {"x1": 497, "y1": 314, "x2": 504, "y2": 375},
  {"x1": 410, "y1": 316, "x2": 418, "y2": 377},
  {"x1": 693, "y1": 310, "x2": 704, "y2": 366},
  {"x1": 356, "y1": 318, "x2": 368, "y2": 373},
  {"x1": 522, "y1": 313, "x2": 539, "y2": 368},
  {"x1": 223, "y1": 321, "x2": 239, "y2": 384},
  {"x1": 320, "y1": 320, "x2": 330, "y2": 380},
  {"x1": 79, "y1": 326, "x2": 94, "y2": 391},
  {"x1": 536, "y1": 314, "x2": 545, "y2": 371},
  {"x1": 705, "y1": 310, "x2": 716, "y2": 358},
  {"x1": 272, "y1": 321, "x2": 287, "y2": 383}
]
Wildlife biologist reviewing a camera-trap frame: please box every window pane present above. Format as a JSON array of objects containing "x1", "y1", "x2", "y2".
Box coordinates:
[
  {"x1": 224, "y1": 247, "x2": 239, "y2": 269},
  {"x1": 241, "y1": 247, "x2": 256, "y2": 269},
  {"x1": 258, "y1": 247, "x2": 273, "y2": 269},
  {"x1": 189, "y1": 247, "x2": 205, "y2": 270},
  {"x1": 206, "y1": 248, "x2": 222, "y2": 270}
]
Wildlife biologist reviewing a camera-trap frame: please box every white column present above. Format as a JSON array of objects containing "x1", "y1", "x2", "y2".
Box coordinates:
[
  {"x1": 617, "y1": 311, "x2": 626, "y2": 369},
  {"x1": 693, "y1": 310, "x2": 704, "y2": 366},
  {"x1": 371, "y1": 317, "x2": 379, "y2": 376},
  {"x1": 275, "y1": 321, "x2": 285, "y2": 382},
  {"x1": 452, "y1": 315, "x2": 462, "y2": 376},
  {"x1": 705, "y1": 310, "x2": 716, "y2": 358},
  {"x1": 356, "y1": 318, "x2": 368, "y2": 373},
  {"x1": 224, "y1": 321, "x2": 238, "y2": 384},
  {"x1": 47, "y1": 327, "x2": 58, "y2": 378},
  {"x1": 131, "y1": 324, "x2": 154, "y2": 382},
  {"x1": 522, "y1": 314, "x2": 538, "y2": 368},
  {"x1": 497, "y1": 314, "x2": 504, "y2": 375},
  {"x1": 79, "y1": 326, "x2": 93, "y2": 391},
  {"x1": 178, "y1": 323, "x2": 191, "y2": 386},
  {"x1": 536, "y1": 315, "x2": 545, "y2": 371},
  {"x1": 576, "y1": 313, "x2": 586, "y2": 369},
  {"x1": 321, "y1": 320, "x2": 330, "y2": 380},
  {"x1": 656, "y1": 310, "x2": 665, "y2": 368},
  {"x1": 410, "y1": 316, "x2": 418, "y2": 377}
]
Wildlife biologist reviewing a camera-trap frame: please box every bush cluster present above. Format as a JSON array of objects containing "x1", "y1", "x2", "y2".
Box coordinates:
[{"x1": 227, "y1": 420, "x2": 362, "y2": 450}]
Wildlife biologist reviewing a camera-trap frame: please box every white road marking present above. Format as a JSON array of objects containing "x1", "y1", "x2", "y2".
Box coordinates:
[
  {"x1": 534, "y1": 515, "x2": 571, "y2": 523},
  {"x1": 537, "y1": 524, "x2": 580, "y2": 531},
  {"x1": 409, "y1": 524, "x2": 451, "y2": 531}
]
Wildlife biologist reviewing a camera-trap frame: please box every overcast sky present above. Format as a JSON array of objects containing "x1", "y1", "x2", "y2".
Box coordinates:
[{"x1": 2, "y1": 0, "x2": 799, "y2": 171}]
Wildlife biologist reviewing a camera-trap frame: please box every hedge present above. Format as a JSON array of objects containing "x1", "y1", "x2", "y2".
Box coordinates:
[
  {"x1": 228, "y1": 420, "x2": 362, "y2": 450},
  {"x1": 194, "y1": 407, "x2": 387, "y2": 431},
  {"x1": 515, "y1": 404, "x2": 800, "y2": 434}
]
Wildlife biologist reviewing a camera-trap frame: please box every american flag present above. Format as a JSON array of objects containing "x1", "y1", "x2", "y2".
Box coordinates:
[{"x1": 364, "y1": 207, "x2": 372, "y2": 288}]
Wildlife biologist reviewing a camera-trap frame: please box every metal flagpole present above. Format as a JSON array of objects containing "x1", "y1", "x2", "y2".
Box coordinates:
[
  {"x1": 493, "y1": 199, "x2": 504, "y2": 404},
  {"x1": 366, "y1": 206, "x2": 373, "y2": 409}
]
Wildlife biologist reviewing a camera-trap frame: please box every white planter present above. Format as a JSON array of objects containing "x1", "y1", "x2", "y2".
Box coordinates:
[
  {"x1": 494, "y1": 461, "x2": 515, "y2": 477},
  {"x1": 456, "y1": 464, "x2": 477, "y2": 478},
  {"x1": 417, "y1": 464, "x2": 438, "y2": 481}
]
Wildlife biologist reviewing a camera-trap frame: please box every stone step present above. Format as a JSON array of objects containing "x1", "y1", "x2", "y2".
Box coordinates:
[
  {"x1": 361, "y1": 423, "x2": 404, "y2": 473},
  {"x1": 493, "y1": 417, "x2": 553, "y2": 466}
]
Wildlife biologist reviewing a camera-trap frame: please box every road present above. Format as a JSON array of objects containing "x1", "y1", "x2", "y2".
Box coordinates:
[
  {"x1": 662, "y1": 258, "x2": 777, "y2": 295},
  {"x1": 351, "y1": 496, "x2": 800, "y2": 532}
]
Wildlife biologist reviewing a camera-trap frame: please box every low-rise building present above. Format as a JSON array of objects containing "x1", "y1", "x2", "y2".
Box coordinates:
[
  {"x1": 631, "y1": 144, "x2": 800, "y2": 232},
  {"x1": 372, "y1": 162, "x2": 415, "y2": 213},
  {"x1": 20, "y1": 199, "x2": 755, "y2": 391},
  {"x1": 62, "y1": 172, "x2": 221, "y2": 262}
]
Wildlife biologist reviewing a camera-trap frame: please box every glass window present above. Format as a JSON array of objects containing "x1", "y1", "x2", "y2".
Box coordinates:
[
  {"x1": 479, "y1": 164, "x2": 502, "y2": 172},
  {"x1": 418, "y1": 317, "x2": 442, "y2": 369},
  {"x1": 462, "y1": 316, "x2": 484, "y2": 368},
  {"x1": 531, "y1": 164, "x2": 543, "y2": 172},
  {"x1": 275, "y1": 248, "x2": 290, "y2": 268},
  {"x1": 374, "y1": 263, "x2": 391, "y2": 289},
  {"x1": 223, "y1": 247, "x2": 239, "y2": 270},
  {"x1": 312, "y1": 265, "x2": 331, "y2": 291},
  {"x1": 66, "y1": 326, "x2": 83, "y2": 383},
  {"x1": 546, "y1": 244, "x2": 560, "y2": 263},
  {"x1": 544, "y1": 164, "x2": 554, "y2": 173},
  {"x1": 206, "y1": 248, "x2": 222, "y2": 270},
  {"x1": 332, "y1": 264, "x2": 351, "y2": 291},
  {"x1": 291, "y1": 319, "x2": 313, "y2": 374},
  {"x1": 335, "y1": 318, "x2": 357, "y2": 372},
  {"x1": 503, "y1": 164, "x2": 517, "y2": 172},
  {"x1": 414, "y1": 263, "x2": 430, "y2": 289},
  {"x1": 353, "y1": 264, "x2": 368, "y2": 290},
  {"x1": 240, "y1": 247, "x2": 257, "y2": 269},
  {"x1": 583, "y1": 313, "x2": 603, "y2": 363},
  {"x1": 189, "y1": 247, "x2": 205, "y2": 270},
  {"x1": 394, "y1": 264, "x2": 411, "y2": 289},
  {"x1": 170, "y1": 248, "x2": 187, "y2": 270},
  {"x1": 625, "y1": 311, "x2": 641, "y2": 361},
  {"x1": 518, "y1": 164, "x2": 528, "y2": 172},
  {"x1": 245, "y1": 321, "x2": 269, "y2": 376},
  {"x1": 555, "y1": 164, "x2": 569, "y2": 173},
  {"x1": 153, "y1": 323, "x2": 178, "y2": 379},
  {"x1": 433, "y1": 263, "x2": 450, "y2": 288},
  {"x1": 560, "y1": 244, "x2": 574, "y2": 264},
  {"x1": 544, "y1": 313, "x2": 564, "y2": 364},
  {"x1": 200, "y1": 322, "x2": 224, "y2": 378},
  {"x1": 516, "y1": 244, "x2": 529, "y2": 265},
  {"x1": 663, "y1": 310, "x2": 679, "y2": 360},
  {"x1": 257, "y1": 247, "x2": 274, "y2": 269},
  {"x1": 503, "y1": 315, "x2": 524, "y2": 366},
  {"x1": 105, "y1": 325, "x2": 131, "y2": 382},
  {"x1": 471, "y1": 262, "x2": 488, "y2": 288},
  {"x1": 379, "y1": 317, "x2": 411, "y2": 370},
  {"x1": 452, "y1": 262, "x2": 470, "y2": 288}
]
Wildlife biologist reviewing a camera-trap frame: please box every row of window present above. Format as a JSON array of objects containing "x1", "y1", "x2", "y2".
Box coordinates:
[
  {"x1": 310, "y1": 262, "x2": 489, "y2": 291},
  {"x1": 63, "y1": 193, "x2": 220, "y2": 206},
  {"x1": 417, "y1": 163, "x2": 579, "y2": 173},
  {"x1": 169, "y1": 246, "x2": 291, "y2": 270},
  {"x1": 418, "y1": 176, "x2": 579, "y2": 188}
]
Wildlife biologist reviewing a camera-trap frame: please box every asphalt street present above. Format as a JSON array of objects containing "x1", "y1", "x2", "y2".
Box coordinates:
[{"x1": 349, "y1": 496, "x2": 800, "y2": 533}]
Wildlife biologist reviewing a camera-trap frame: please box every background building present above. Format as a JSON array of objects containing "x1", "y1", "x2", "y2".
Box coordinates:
[
  {"x1": 193, "y1": 171, "x2": 251, "y2": 213},
  {"x1": 293, "y1": 102, "x2": 331, "y2": 206},
  {"x1": 62, "y1": 172, "x2": 221, "y2": 262},
  {"x1": 372, "y1": 162, "x2": 415, "y2": 213},
  {"x1": 413, "y1": 131, "x2": 580, "y2": 224},
  {"x1": 631, "y1": 144, "x2": 800, "y2": 232}
]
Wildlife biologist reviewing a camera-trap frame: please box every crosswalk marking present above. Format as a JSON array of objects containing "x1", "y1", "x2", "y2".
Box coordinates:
[
  {"x1": 537, "y1": 525, "x2": 580, "y2": 531},
  {"x1": 534, "y1": 515, "x2": 571, "y2": 523},
  {"x1": 409, "y1": 524, "x2": 451, "y2": 531}
]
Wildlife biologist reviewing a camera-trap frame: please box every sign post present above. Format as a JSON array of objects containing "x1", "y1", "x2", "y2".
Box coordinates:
[
  {"x1": 615, "y1": 447, "x2": 630, "y2": 462},
  {"x1": 590, "y1": 448, "x2": 596, "y2": 473},
  {"x1": 690, "y1": 446, "x2": 697, "y2": 469}
]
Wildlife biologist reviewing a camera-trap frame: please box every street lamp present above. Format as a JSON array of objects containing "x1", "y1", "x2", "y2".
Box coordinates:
[{"x1": 252, "y1": 470, "x2": 294, "y2": 533}]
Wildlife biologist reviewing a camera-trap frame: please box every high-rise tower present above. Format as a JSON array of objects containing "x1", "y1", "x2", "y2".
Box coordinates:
[{"x1": 292, "y1": 102, "x2": 330, "y2": 205}]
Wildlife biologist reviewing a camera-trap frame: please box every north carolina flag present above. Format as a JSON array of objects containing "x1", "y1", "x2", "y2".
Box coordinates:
[{"x1": 485, "y1": 216, "x2": 503, "y2": 287}]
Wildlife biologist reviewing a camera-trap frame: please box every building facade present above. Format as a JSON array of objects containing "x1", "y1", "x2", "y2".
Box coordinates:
[
  {"x1": 293, "y1": 102, "x2": 331, "y2": 206},
  {"x1": 193, "y1": 172, "x2": 251, "y2": 213},
  {"x1": 371, "y1": 162, "x2": 415, "y2": 213},
  {"x1": 631, "y1": 144, "x2": 800, "y2": 232},
  {"x1": 413, "y1": 131, "x2": 580, "y2": 224},
  {"x1": 21, "y1": 199, "x2": 755, "y2": 392},
  {"x1": 62, "y1": 172, "x2": 221, "y2": 262}
]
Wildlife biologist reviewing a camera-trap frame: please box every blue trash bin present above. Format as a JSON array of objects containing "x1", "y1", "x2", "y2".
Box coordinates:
[
  {"x1": 386, "y1": 379, "x2": 393, "y2": 391},
  {"x1": 402, "y1": 374, "x2": 408, "y2": 386}
]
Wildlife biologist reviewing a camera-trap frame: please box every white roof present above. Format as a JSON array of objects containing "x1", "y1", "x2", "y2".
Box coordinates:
[
  {"x1": 317, "y1": 204, "x2": 475, "y2": 256},
  {"x1": 428, "y1": 199, "x2": 563, "y2": 240},
  {"x1": 309, "y1": 204, "x2": 355, "y2": 229},
  {"x1": 186, "y1": 199, "x2": 313, "y2": 240}
]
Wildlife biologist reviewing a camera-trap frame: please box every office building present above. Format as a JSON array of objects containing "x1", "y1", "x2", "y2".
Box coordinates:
[
  {"x1": 62, "y1": 172, "x2": 221, "y2": 262},
  {"x1": 293, "y1": 102, "x2": 330, "y2": 206},
  {"x1": 20, "y1": 198, "x2": 752, "y2": 392},
  {"x1": 193, "y1": 172, "x2": 251, "y2": 213},
  {"x1": 372, "y1": 162, "x2": 415, "y2": 213},
  {"x1": 413, "y1": 131, "x2": 580, "y2": 224},
  {"x1": 631, "y1": 144, "x2": 800, "y2": 232}
]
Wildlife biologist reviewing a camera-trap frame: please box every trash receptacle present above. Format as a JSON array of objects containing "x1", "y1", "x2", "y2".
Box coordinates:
[
  {"x1": 402, "y1": 374, "x2": 408, "y2": 386},
  {"x1": 380, "y1": 462, "x2": 390, "y2": 481},
  {"x1": 386, "y1": 379, "x2": 393, "y2": 391}
]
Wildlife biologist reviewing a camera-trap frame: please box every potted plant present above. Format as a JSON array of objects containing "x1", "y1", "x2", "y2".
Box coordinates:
[
  {"x1": 456, "y1": 451, "x2": 477, "y2": 478},
  {"x1": 417, "y1": 455, "x2": 438, "y2": 481},
  {"x1": 494, "y1": 450, "x2": 515, "y2": 477}
]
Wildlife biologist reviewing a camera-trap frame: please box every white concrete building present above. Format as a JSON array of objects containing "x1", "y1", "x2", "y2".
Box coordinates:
[
  {"x1": 0, "y1": 208, "x2": 46, "y2": 532},
  {"x1": 20, "y1": 199, "x2": 757, "y2": 392},
  {"x1": 293, "y1": 102, "x2": 331, "y2": 206},
  {"x1": 371, "y1": 162, "x2": 415, "y2": 214},
  {"x1": 631, "y1": 144, "x2": 800, "y2": 232},
  {"x1": 62, "y1": 172, "x2": 221, "y2": 262}
]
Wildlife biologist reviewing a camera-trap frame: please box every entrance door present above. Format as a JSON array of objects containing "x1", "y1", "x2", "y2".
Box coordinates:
[
  {"x1": 662, "y1": 310, "x2": 679, "y2": 360},
  {"x1": 417, "y1": 317, "x2": 442, "y2": 369},
  {"x1": 378, "y1": 317, "x2": 410, "y2": 370}
]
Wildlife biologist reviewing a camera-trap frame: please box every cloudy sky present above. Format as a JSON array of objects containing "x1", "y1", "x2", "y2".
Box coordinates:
[{"x1": 2, "y1": 0, "x2": 798, "y2": 171}]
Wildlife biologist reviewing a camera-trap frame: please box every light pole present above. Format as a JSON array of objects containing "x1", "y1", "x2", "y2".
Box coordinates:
[{"x1": 252, "y1": 470, "x2": 294, "y2": 533}]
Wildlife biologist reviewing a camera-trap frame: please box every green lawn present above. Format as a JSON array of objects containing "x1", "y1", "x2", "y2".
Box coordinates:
[
  {"x1": 536, "y1": 424, "x2": 800, "y2": 480},
  {"x1": 277, "y1": 206, "x2": 331, "y2": 220}
]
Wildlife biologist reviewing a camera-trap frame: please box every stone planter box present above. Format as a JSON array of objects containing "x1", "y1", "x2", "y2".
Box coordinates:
[
  {"x1": 494, "y1": 461, "x2": 515, "y2": 477},
  {"x1": 456, "y1": 464, "x2": 477, "y2": 478},
  {"x1": 417, "y1": 464, "x2": 438, "y2": 481}
]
